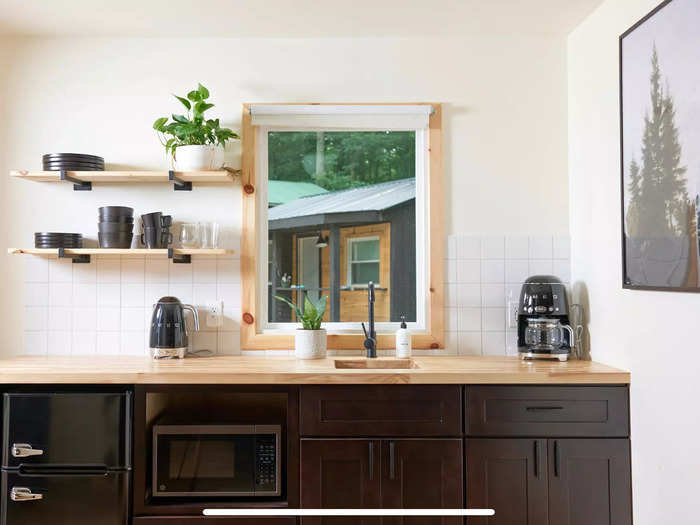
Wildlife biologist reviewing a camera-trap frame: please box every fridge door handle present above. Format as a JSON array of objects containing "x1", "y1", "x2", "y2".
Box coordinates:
[
  {"x1": 11, "y1": 443, "x2": 44, "y2": 458},
  {"x1": 10, "y1": 487, "x2": 43, "y2": 502}
]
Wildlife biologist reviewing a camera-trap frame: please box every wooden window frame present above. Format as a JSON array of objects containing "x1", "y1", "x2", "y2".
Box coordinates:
[{"x1": 240, "y1": 103, "x2": 444, "y2": 350}]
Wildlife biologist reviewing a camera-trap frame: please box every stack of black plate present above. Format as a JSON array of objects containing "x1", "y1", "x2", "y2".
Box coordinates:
[
  {"x1": 43, "y1": 153, "x2": 104, "y2": 171},
  {"x1": 35, "y1": 232, "x2": 83, "y2": 249},
  {"x1": 98, "y1": 206, "x2": 134, "y2": 248}
]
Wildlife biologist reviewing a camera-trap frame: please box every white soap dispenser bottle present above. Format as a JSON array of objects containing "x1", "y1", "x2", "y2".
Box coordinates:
[{"x1": 395, "y1": 316, "x2": 412, "y2": 358}]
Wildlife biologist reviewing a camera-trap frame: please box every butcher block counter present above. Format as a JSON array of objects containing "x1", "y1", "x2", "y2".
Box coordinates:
[{"x1": 0, "y1": 355, "x2": 629, "y2": 384}]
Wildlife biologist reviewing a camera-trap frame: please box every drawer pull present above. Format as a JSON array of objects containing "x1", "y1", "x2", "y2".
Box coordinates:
[
  {"x1": 11, "y1": 443, "x2": 44, "y2": 458},
  {"x1": 10, "y1": 487, "x2": 43, "y2": 502},
  {"x1": 526, "y1": 406, "x2": 564, "y2": 411},
  {"x1": 533, "y1": 440, "x2": 539, "y2": 478},
  {"x1": 554, "y1": 440, "x2": 560, "y2": 477},
  {"x1": 389, "y1": 441, "x2": 396, "y2": 480},
  {"x1": 368, "y1": 441, "x2": 374, "y2": 481}
]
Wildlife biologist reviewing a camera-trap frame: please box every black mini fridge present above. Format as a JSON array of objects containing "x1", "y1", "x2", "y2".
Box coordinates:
[{"x1": 0, "y1": 392, "x2": 131, "y2": 525}]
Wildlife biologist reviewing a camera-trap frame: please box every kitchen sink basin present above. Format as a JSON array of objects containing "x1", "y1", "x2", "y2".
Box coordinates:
[{"x1": 334, "y1": 359, "x2": 418, "y2": 369}]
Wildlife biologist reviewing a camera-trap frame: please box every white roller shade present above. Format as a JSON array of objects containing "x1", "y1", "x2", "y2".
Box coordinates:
[{"x1": 249, "y1": 104, "x2": 432, "y2": 129}]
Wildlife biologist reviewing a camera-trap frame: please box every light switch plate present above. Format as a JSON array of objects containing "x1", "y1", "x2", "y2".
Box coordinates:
[{"x1": 206, "y1": 300, "x2": 224, "y2": 328}]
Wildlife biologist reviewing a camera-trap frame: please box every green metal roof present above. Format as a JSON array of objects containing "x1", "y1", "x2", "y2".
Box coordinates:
[{"x1": 268, "y1": 180, "x2": 328, "y2": 206}]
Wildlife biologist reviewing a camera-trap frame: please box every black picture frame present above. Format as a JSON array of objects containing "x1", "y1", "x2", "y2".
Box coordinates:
[{"x1": 619, "y1": 0, "x2": 700, "y2": 292}]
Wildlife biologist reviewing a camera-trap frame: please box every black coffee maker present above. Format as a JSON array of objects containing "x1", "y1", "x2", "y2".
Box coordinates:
[
  {"x1": 517, "y1": 275, "x2": 574, "y2": 361},
  {"x1": 149, "y1": 297, "x2": 199, "y2": 359}
]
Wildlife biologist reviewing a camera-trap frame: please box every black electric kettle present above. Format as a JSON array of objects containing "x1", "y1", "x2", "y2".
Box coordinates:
[{"x1": 149, "y1": 296, "x2": 199, "y2": 359}]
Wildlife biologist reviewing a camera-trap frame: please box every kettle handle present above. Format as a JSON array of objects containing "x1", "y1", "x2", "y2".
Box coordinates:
[
  {"x1": 182, "y1": 304, "x2": 200, "y2": 331},
  {"x1": 560, "y1": 324, "x2": 574, "y2": 348}
]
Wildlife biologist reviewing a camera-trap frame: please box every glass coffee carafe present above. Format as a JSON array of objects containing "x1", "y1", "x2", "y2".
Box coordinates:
[{"x1": 524, "y1": 318, "x2": 574, "y2": 351}]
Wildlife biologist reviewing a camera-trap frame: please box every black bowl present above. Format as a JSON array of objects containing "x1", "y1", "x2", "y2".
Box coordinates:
[
  {"x1": 99, "y1": 206, "x2": 134, "y2": 218},
  {"x1": 98, "y1": 232, "x2": 133, "y2": 249},
  {"x1": 43, "y1": 153, "x2": 104, "y2": 162},
  {"x1": 98, "y1": 222, "x2": 134, "y2": 233}
]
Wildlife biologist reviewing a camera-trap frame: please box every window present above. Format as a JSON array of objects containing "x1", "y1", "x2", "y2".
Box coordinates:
[
  {"x1": 347, "y1": 237, "x2": 380, "y2": 286},
  {"x1": 242, "y1": 103, "x2": 445, "y2": 350}
]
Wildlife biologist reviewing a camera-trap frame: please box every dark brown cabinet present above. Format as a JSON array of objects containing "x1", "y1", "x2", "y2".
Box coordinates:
[
  {"x1": 548, "y1": 439, "x2": 632, "y2": 525},
  {"x1": 466, "y1": 439, "x2": 548, "y2": 525},
  {"x1": 466, "y1": 438, "x2": 632, "y2": 525},
  {"x1": 300, "y1": 439, "x2": 462, "y2": 525},
  {"x1": 133, "y1": 519, "x2": 297, "y2": 524}
]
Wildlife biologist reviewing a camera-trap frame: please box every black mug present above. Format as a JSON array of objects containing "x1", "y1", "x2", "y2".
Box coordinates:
[
  {"x1": 141, "y1": 212, "x2": 162, "y2": 228},
  {"x1": 141, "y1": 227, "x2": 162, "y2": 249},
  {"x1": 159, "y1": 228, "x2": 173, "y2": 248}
]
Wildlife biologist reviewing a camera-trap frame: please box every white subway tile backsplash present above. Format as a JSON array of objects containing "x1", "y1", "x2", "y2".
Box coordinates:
[
  {"x1": 97, "y1": 307, "x2": 121, "y2": 331},
  {"x1": 49, "y1": 307, "x2": 72, "y2": 331},
  {"x1": 73, "y1": 307, "x2": 97, "y2": 332},
  {"x1": 193, "y1": 259, "x2": 217, "y2": 284},
  {"x1": 456, "y1": 284, "x2": 481, "y2": 307},
  {"x1": 169, "y1": 284, "x2": 193, "y2": 304},
  {"x1": 218, "y1": 331, "x2": 241, "y2": 355},
  {"x1": 529, "y1": 235, "x2": 553, "y2": 259},
  {"x1": 121, "y1": 258, "x2": 145, "y2": 283},
  {"x1": 49, "y1": 258, "x2": 73, "y2": 283},
  {"x1": 97, "y1": 259, "x2": 121, "y2": 283},
  {"x1": 145, "y1": 259, "x2": 169, "y2": 284},
  {"x1": 193, "y1": 331, "x2": 217, "y2": 353},
  {"x1": 482, "y1": 332, "x2": 506, "y2": 355},
  {"x1": 49, "y1": 282, "x2": 73, "y2": 307},
  {"x1": 444, "y1": 232, "x2": 568, "y2": 356},
  {"x1": 47, "y1": 331, "x2": 72, "y2": 355},
  {"x1": 23, "y1": 332, "x2": 47, "y2": 355},
  {"x1": 481, "y1": 260, "x2": 505, "y2": 283},
  {"x1": 553, "y1": 235, "x2": 571, "y2": 260},
  {"x1": 73, "y1": 283, "x2": 97, "y2": 307},
  {"x1": 96, "y1": 332, "x2": 120, "y2": 355},
  {"x1": 97, "y1": 283, "x2": 120, "y2": 307},
  {"x1": 457, "y1": 235, "x2": 481, "y2": 259},
  {"x1": 458, "y1": 307, "x2": 481, "y2": 331},
  {"x1": 121, "y1": 331, "x2": 146, "y2": 356},
  {"x1": 73, "y1": 332, "x2": 96, "y2": 354},
  {"x1": 193, "y1": 283, "x2": 217, "y2": 307},
  {"x1": 218, "y1": 284, "x2": 241, "y2": 310},
  {"x1": 121, "y1": 308, "x2": 145, "y2": 331},
  {"x1": 145, "y1": 284, "x2": 169, "y2": 307},
  {"x1": 456, "y1": 260, "x2": 480, "y2": 283},
  {"x1": 529, "y1": 259, "x2": 554, "y2": 276},
  {"x1": 25, "y1": 283, "x2": 49, "y2": 306},
  {"x1": 25, "y1": 257, "x2": 49, "y2": 283},
  {"x1": 73, "y1": 261, "x2": 96, "y2": 284},
  {"x1": 169, "y1": 262, "x2": 193, "y2": 283},
  {"x1": 481, "y1": 235, "x2": 505, "y2": 259},
  {"x1": 121, "y1": 283, "x2": 144, "y2": 308},
  {"x1": 506, "y1": 260, "x2": 530, "y2": 283},
  {"x1": 24, "y1": 307, "x2": 47, "y2": 331},
  {"x1": 505, "y1": 235, "x2": 529, "y2": 259}
]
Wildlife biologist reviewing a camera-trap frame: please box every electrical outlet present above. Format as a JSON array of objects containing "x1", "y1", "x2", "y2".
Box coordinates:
[
  {"x1": 507, "y1": 301, "x2": 519, "y2": 329},
  {"x1": 206, "y1": 300, "x2": 224, "y2": 328}
]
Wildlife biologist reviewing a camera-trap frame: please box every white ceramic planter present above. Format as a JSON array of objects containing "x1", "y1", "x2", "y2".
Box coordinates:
[
  {"x1": 173, "y1": 144, "x2": 224, "y2": 171},
  {"x1": 295, "y1": 329, "x2": 327, "y2": 360}
]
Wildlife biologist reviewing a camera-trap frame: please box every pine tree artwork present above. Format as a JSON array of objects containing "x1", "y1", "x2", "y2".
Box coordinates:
[{"x1": 623, "y1": 42, "x2": 696, "y2": 288}]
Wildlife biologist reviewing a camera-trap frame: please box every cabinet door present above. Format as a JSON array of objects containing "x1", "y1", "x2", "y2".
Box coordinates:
[
  {"x1": 300, "y1": 439, "x2": 380, "y2": 525},
  {"x1": 548, "y1": 439, "x2": 632, "y2": 525},
  {"x1": 466, "y1": 439, "x2": 547, "y2": 525},
  {"x1": 381, "y1": 439, "x2": 462, "y2": 525}
]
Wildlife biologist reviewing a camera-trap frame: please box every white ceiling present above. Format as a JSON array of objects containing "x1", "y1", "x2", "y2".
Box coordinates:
[{"x1": 0, "y1": 0, "x2": 604, "y2": 37}]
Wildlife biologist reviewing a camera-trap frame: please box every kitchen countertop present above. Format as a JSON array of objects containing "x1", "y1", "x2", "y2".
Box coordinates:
[{"x1": 0, "y1": 355, "x2": 630, "y2": 384}]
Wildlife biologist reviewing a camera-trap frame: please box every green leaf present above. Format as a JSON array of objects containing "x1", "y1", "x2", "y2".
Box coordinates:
[
  {"x1": 273, "y1": 295, "x2": 304, "y2": 321},
  {"x1": 173, "y1": 95, "x2": 191, "y2": 110},
  {"x1": 303, "y1": 295, "x2": 318, "y2": 325},
  {"x1": 187, "y1": 90, "x2": 202, "y2": 102},
  {"x1": 198, "y1": 83, "x2": 210, "y2": 99},
  {"x1": 314, "y1": 295, "x2": 328, "y2": 320},
  {"x1": 153, "y1": 117, "x2": 168, "y2": 131},
  {"x1": 172, "y1": 114, "x2": 189, "y2": 124},
  {"x1": 195, "y1": 102, "x2": 214, "y2": 114}
]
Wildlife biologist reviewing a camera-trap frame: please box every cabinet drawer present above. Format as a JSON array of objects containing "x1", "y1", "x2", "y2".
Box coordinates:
[
  {"x1": 133, "y1": 519, "x2": 296, "y2": 524},
  {"x1": 466, "y1": 386, "x2": 628, "y2": 437},
  {"x1": 300, "y1": 386, "x2": 461, "y2": 437}
]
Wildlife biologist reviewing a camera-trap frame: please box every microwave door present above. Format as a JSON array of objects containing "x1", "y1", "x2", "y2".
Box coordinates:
[{"x1": 155, "y1": 434, "x2": 255, "y2": 497}]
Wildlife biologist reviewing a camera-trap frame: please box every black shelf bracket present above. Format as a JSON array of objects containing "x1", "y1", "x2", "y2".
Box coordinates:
[
  {"x1": 60, "y1": 170, "x2": 92, "y2": 191},
  {"x1": 57, "y1": 247, "x2": 90, "y2": 264},
  {"x1": 169, "y1": 170, "x2": 192, "y2": 191},
  {"x1": 168, "y1": 248, "x2": 191, "y2": 264}
]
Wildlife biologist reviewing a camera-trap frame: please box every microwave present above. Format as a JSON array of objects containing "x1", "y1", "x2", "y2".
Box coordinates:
[{"x1": 152, "y1": 424, "x2": 281, "y2": 497}]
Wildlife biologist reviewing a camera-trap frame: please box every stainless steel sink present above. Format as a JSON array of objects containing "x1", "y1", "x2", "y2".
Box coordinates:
[{"x1": 334, "y1": 359, "x2": 418, "y2": 369}]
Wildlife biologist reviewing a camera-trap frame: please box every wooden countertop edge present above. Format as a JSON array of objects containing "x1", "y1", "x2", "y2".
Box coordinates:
[{"x1": 0, "y1": 356, "x2": 631, "y2": 385}]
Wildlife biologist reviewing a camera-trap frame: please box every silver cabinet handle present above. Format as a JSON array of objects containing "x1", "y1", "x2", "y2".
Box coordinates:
[
  {"x1": 10, "y1": 487, "x2": 43, "y2": 502},
  {"x1": 11, "y1": 443, "x2": 44, "y2": 458}
]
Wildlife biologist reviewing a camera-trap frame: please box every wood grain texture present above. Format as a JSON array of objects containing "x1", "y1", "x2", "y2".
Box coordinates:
[
  {"x1": 0, "y1": 356, "x2": 630, "y2": 385},
  {"x1": 10, "y1": 170, "x2": 239, "y2": 183},
  {"x1": 8, "y1": 248, "x2": 234, "y2": 256}
]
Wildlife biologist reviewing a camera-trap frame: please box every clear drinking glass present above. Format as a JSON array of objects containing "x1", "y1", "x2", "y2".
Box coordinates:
[
  {"x1": 199, "y1": 222, "x2": 220, "y2": 249},
  {"x1": 179, "y1": 223, "x2": 200, "y2": 248}
]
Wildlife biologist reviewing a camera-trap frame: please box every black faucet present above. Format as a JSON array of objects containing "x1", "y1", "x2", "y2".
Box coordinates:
[{"x1": 361, "y1": 281, "x2": 377, "y2": 358}]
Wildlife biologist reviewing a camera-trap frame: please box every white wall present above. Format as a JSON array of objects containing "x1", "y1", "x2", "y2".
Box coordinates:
[
  {"x1": 568, "y1": 1, "x2": 700, "y2": 522},
  {"x1": 0, "y1": 35, "x2": 570, "y2": 355}
]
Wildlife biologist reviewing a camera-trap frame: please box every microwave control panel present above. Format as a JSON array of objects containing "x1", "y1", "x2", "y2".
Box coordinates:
[{"x1": 255, "y1": 434, "x2": 278, "y2": 493}]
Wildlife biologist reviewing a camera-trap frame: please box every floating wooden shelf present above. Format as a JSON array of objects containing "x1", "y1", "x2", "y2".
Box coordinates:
[
  {"x1": 9, "y1": 248, "x2": 233, "y2": 256},
  {"x1": 10, "y1": 169, "x2": 240, "y2": 184}
]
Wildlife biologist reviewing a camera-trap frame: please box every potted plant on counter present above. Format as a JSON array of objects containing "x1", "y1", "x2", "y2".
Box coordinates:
[
  {"x1": 153, "y1": 83, "x2": 239, "y2": 170},
  {"x1": 274, "y1": 294, "x2": 328, "y2": 360}
]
